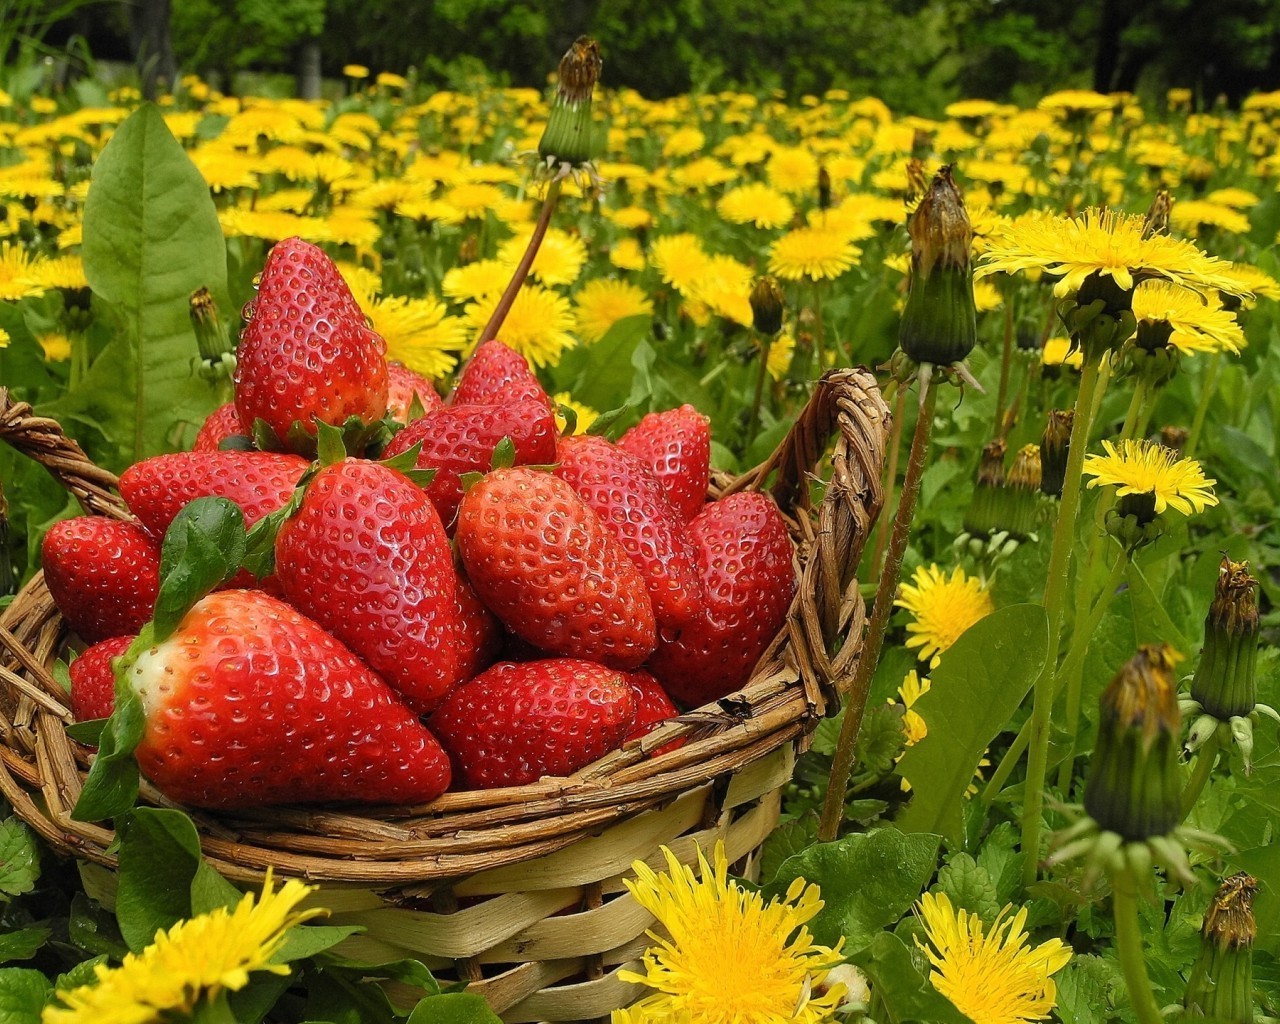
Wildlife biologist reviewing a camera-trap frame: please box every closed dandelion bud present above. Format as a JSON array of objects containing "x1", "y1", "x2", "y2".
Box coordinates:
[
  {"x1": 1161, "y1": 424, "x2": 1189, "y2": 452},
  {"x1": 899, "y1": 166, "x2": 978, "y2": 367},
  {"x1": 750, "y1": 275, "x2": 785, "y2": 336},
  {"x1": 1184, "y1": 872, "x2": 1257, "y2": 1022},
  {"x1": 1040, "y1": 409, "x2": 1073, "y2": 497},
  {"x1": 964, "y1": 439, "x2": 1006, "y2": 538},
  {"x1": 1190, "y1": 558, "x2": 1259, "y2": 720},
  {"x1": 817, "y1": 166, "x2": 832, "y2": 211},
  {"x1": 1142, "y1": 189, "x2": 1173, "y2": 238},
  {"x1": 190, "y1": 286, "x2": 232, "y2": 365},
  {"x1": 538, "y1": 36, "x2": 603, "y2": 168},
  {"x1": 1083, "y1": 644, "x2": 1184, "y2": 841},
  {"x1": 1005, "y1": 444, "x2": 1042, "y2": 539},
  {"x1": 905, "y1": 158, "x2": 927, "y2": 203}
]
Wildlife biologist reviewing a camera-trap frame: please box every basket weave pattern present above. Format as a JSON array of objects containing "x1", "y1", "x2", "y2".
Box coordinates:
[{"x1": 0, "y1": 370, "x2": 890, "y2": 1021}]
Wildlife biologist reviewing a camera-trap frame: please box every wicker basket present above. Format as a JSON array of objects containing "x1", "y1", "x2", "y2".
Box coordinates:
[{"x1": 0, "y1": 370, "x2": 890, "y2": 1022}]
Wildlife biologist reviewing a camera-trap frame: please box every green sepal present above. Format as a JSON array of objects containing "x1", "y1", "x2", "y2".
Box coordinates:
[
  {"x1": 378, "y1": 442, "x2": 436, "y2": 488},
  {"x1": 51, "y1": 659, "x2": 71, "y2": 693},
  {"x1": 252, "y1": 417, "x2": 285, "y2": 454},
  {"x1": 65, "y1": 718, "x2": 109, "y2": 746},
  {"x1": 584, "y1": 402, "x2": 633, "y2": 439},
  {"x1": 557, "y1": 404, "x2": 579, "y2": 437},
  {"x1": 216, "y1": 434, "x2": 255, "y2": 452},
  {"x1": 406, "y1": 391, "x2": 427, "y2": 423},
  {"x1": 315, "y1": 420, "x2": 347, "y2": 467},
  {"x1": 457, "y1": 471, "x2": 484, "y2": 493},
  {"x1": 491, "y1": 436, "x2": 516, "y2": 470},
  {"x1": 152, "y1": 498, "x2": 248, "y2": 642},
  {"x1": 242, "y1": 482, "x2": 307, "y2": 580}
]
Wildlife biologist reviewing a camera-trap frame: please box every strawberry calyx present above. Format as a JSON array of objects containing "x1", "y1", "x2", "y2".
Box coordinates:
[
  {"x1": 251, "y1": 412, "x2": 396, "y2": 461},
  {"x1": 457, "y1": 435, "x2": 559, "y2": 494}
]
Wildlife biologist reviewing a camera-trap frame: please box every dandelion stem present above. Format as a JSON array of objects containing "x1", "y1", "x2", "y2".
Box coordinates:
[
  {"x1": 1021, "y1": 357, "x2": 1103, "y2": 888},
  {"x1": 476, "y1": 177, "x2": 563, "y2": 347},
  {"x1": 1119, "y1": 375, "x2": 1149, "y2": 440},
  {"x1": 747, "y1": 332, "x2": 773, "y2": 443},
  {"x1": 996, "y1": 300, "x2": 1015, "y2": 431},
  {"x1": 1181, "y1": 730, "x2": 1221, "y2": 819},
  {"x1": 1185, "y1": 352, "x2": 1221, "y2": 459},
  {"x1": 819, "y1": 378, "x2": 938, "y2": 842},
  {"x1": 873, "y1": 388, "x2": 908, "y2": 571},
  {"x1": 1112, "y1": 868, "x2": 1165, "y2": 1024},
  {"x1": 982, "y1": 718, "x2": 1030, "y2": 806}
]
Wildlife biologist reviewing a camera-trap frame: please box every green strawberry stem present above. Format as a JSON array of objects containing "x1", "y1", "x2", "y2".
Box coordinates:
[{"x1": 475, "y1": 177, "x2": 563, "y2": 348}]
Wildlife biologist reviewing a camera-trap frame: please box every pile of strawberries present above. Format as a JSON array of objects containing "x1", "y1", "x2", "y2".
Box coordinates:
[{"x1": 41, "y1": 238, "x2": 797, "y2": 811}]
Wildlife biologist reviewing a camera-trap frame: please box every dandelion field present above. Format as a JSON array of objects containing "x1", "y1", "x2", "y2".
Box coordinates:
[{"x1": 1, "y1": 57, "x2": 1280, "y2": 1024}]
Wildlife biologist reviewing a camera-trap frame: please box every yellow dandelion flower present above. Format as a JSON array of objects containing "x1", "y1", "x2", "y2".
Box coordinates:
[
  {"x1": 898, "y1": 670, "x2": 931, "y2": 745},
  {"x1": 31, "y1": 254, "x2": 87, "y2": 291},
  {"x1": 574, "y1": 278, "x2": 652, "y2": 343},
  {"x1": 604, "y1": 205, "x2": 654, "y2": 230},
  {"x1": 1042, "y1": 336, "x2": 1084, "y2": 370},
  {"x1": 610, "y1": 237, "x2": 647, "y2": 272},
  {"x1": 0, "y1": 244, "x2": 45, "y2": 301},
  {"x1": 662, "y1": 127, "x2": 706, "y2": 159},
  {"x1": 308, "y1": 153, "x2": 363, "y2": 192},
  {"x1": 37, "y1": 332, "x2": 72, "y2": 361},
  {"x1": 946, "y1": 99, "x2": 1001, "y2": 120},
  {"x1": 322, "y1": 206, "x2": 381, "y2": 252},
  {"x1": 498, "y1": 227, "x2": 587, "y2": 288},
  {"x1": 974, "y1": 280, "x2": 1003, "y2": 312},
  {"x1": 1083, "y1": 439, "x2": 1218, "y2": 516},
  {"x1": 976, "y1": 208, "x2": 1244, "y2": 300},
  {"x1": 376, "y1": 71, "x2": 408, "y2": 89},
  {"x1": 335, "y1": 262, "x2": 383, "y2": 305},
  {"x1": 190, "y1": 146, "x2": 259, "y2": 192},
  {"x1": 464, "y1": 285, "x2": 576, "y2": 369},
  {"x1": 1038, "y1": 89, "x2": 1114, "y2": 115},
  {"x1": 44, "y1": 870, "x2": 323, "y2": 1024},
  {"x1": 718, "y1": 182, "x2": 796, "y2": 230},
  {"x1": 767, "y1": 146, "x2": 820, "y2": 195},
  {"x1": 443, "y1": 182, "x2": 507, "y2": 221},
  {"x1": 441, "y1": 259, "x2": 511, "y2": 303},
  {"x1": 553, "y1": 392, "x2": 599, "y2": 434},
  {"x1": 0, "y1": 328, "x2": 8, "y2": 348},
  {"x1": 614, "y1": 842, "x2": 845, "y2": 1024},
  {"x1": 1131, "y1": 280, "x2": 1244, "y2": 355},
  {"x1": 1217, "y1": 261, "x2": 1280, "y2": 306},
  {"x1": 218, "y1": 207, "x2": 323, "y2": 243},
  {"x1": 343, "y1": 64, "x2": 370, "y2": 79},
  {"x1": 649, "y1": 234, "x2": 712, "y2": 294},
  {"x1": 768, "y1": 227, "x2": 858, "y2": 282},
  {"x1": 1170, "y1": 199, "x2": 1250, "y2": 236},
  {"x1": 1206, "y1": 187, "x2": 1259, "y2": 209},
  {"x1": 895, "y1": 565, "x2": 994, "y2": 669},
  {"x1": 767, "y1": 333, "x2": 795, "y2": 381},
  {"x1": 674, "y1": 157, "x2": 736, "y2": 191},
  {"x1": 364, "y1": 295, "x2": 467, "y2": 380},
  {"x1": 915, "y1": 892, "x2": 1071, "y2": 1024}
]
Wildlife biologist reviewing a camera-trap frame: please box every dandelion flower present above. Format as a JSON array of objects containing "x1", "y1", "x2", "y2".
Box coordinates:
[
  {"x1": 1038, "y1": 89, "x2": 1114, "y2": 116},
  {"x1": 574, "y1": 278, "x2": 652, "y2": 343},
  {"x1": 0, "y1": 243, "x2": 45, "y2": 301},
  {"x1": 442, "y1": 259, "x2": 511, "y2": 304},
  {"x1": 1131, "y1": 281, "x2": 1244, "y2": 355},
  {"x1": 553, "y1": 392, "x2": 599, "y2": 434},
  {"x1": 767, "y1": 146, "x2": 820, "y2": 195},
  {"x1": 365, "y1": 295, "x2": 467, "y2": 380},
  {"x1": 37, "y1": 332, "x2": 72, "y2": 361},
  {"x1": 915, "y1": 892, "x2": 1071, "y2": 1024},
  {"x1": 649, "y1": 234, "x2": 712, "y2": 294},
  {"x1": 498, "y1": 227, "x2": 587, "y2": 287},
  {"x1": 1042, "y1": 336, "x2": 1083, "y2": 370},
  {"x1": 343, "y1": 64, "x2": 369, "y2": 79},
  {"x1": 1170, "y1": 200, "x2": 1250, "y2": 237},
  {"x1": 0, "y1": 327, "x2": 9, "y2": 348},
  {"x1": 895, "y1": 565, "x2": 994, "y2": 668},
  {"x1": 610, "y1": 237, "x2": 647, "y2": 271},
  {"x1": 44, "y1": 870, "x2": 323, "y2": 1024},
  {"x1": 443, "y1": 182, "x2": 507, "y2": 221},
  {"x1": 898, "y1": 670, "x2": 930, "y2": 745},
  {"x1": 718, "y1": 183, "x2": 795, "y2": 229},
  {"x1": 32, "y1": 254, "x2": 87, "y2": 291},
  {"x1": 464, "y1": 285, "x2": 576, "y2": 369},
  {"x1": 1083, "y1": 440, "x2": 1217, "y2": 516},
  {"x1": 1217, "y1": 262, "x2": 1280, "y2": 305},
  {"x1": 768, "y1": 227, "x2": 858, "y2": 282},
  {"x1": 614, "y1": 843, "x2": 845, "y2": 1024}
]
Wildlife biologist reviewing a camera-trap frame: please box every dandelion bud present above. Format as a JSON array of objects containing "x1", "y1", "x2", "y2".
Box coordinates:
[
  {"x1": 817, "y1": 166, "x2": 832, "y2": 211},
  {"x1": 1161, "y1": 425, "x2": 1189, "y2": 452},
  {"x1": 190, "y1": 287, "x2": 231, "y2": 364},
  {"x1": 899, "y1": 165, "x2": 978, "y2": 367},
  {"x1": 1083, "y1": 644, "x2": 1184, "y2": 841},
  {"x1": 1184, "y1": 872, "x2": 1257, "y2": 1023},
  {"x1": 750, "y1": 275, "x2": 786, "y2": 336},
  {"x1": 1040, "y1": 409, "x2": 1073, "y2": 497},
  {"x1": 538, "y1": 36, "x2": 603, "y2": 169},
  {"x1": 963, "y1": 439, "x2": 1006, "y2": 538},
  {"x1": 1142, "y1": 189, "x2": 1173, "y2": 238},
  {"x1": 1005, "y1": 444, "x2": 1042, "y2": 539},
  {"x1": 905, "y1": 158, "x2": 927, "y2": 203},
  {"x1": 1190, "y1": 558, "x2": 1260, "y2": 720}
]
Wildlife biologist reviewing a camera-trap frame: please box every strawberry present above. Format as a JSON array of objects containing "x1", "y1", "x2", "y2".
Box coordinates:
[
  {"x1": 69, "y1": 635, "x2": 133, "y2": 722},
  {"x1": 618, "y1": 405, "x2": 711, "y2": 524},
  {"x1": 121, "y1": 590, "x2": 451, "y2": 808},
  {"x1": 450, "y1": 339, "x2": 553, "y2": 412},
  {"x1": 646, "y1": 492, "x2": 796, "y2": 707},
  {"x1": 274, "y1": 459, "x2": 460, "y2": 713},
  {"x1": 43, "y1": 518, "x2": 160, "y2": 644},
  {"x1": 430, "y1": 659, "x2": 635, "y2": 789},
  {"x1": 454, "y1": 570, "x2": 501, "y2": 681},
  {"x1": 120, "y1": 451, "x2": 309, "y2": 541},
  {"x1": 625, "y1": 670, "x2": 684, "y2": 754},
  {"x1": 382, "y1": 401, "x2": 558, "y2": 530},
  {"x1": 456, "y1": 468, "x2": 657, "y2": 668},
  {"x1": 555, "y1": 435, "x2": 704, "y2": 631},
  {"x1": 233, "y1": 237, "x2": 388, "y2": 446},
  {"x1": 192, "y1": 403, "x2": 246, "y2": 452},
  {"x1": 386, "y1": 362, "x2": 444, "y2": 424}
]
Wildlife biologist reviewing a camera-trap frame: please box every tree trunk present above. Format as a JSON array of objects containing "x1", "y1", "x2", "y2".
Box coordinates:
[
  {"x1": 129, "y1": 0, "x2": 177, "y2": 99},
  {"x1": 297, "y1": 39, "x2": 322, "y2": 100}
]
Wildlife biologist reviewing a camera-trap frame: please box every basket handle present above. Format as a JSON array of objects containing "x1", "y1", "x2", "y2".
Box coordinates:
[{"x1": 0, "y1": 389, "x2": 130, "y2": 521}]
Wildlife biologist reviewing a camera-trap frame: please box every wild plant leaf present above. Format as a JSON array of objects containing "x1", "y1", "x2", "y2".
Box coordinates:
[
  {"x1": 0, "y1": 929, "x2": 48, "y2": 966},
  {"x1": 0, "y1": 967, "x2": 52, "y2": 1024},
  {"x1": 405, "y1": 993, "x2": 503, "y2": 1024},
  {"x1": 846, "y1": 932, "x2": 971, "y2": 1023},
  {"x1": 115, "y1": 807, "x2": 203, "y2": 952},
  {"x1": 153, "y1": 497, "x2": 247, "y2": 640},
  {"x1": 70, "y1": 677, "x2": 145, "y2": 823}
]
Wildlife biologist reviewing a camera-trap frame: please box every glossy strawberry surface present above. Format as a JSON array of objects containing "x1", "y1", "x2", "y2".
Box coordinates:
[
  {"x1": 430, "y1": 658, "x2": 635, "y2": 789},
  {"x1": 646, "y1": 492, "x2": 796, "y2": 707},
  {"x1": 450, "y1": 339, "x2": 553, "y2": 412},
  {"x1": 624, "y1": 669, "x2": 684, "y2": 754},
  {"x1": 43, "y1": 518, "x2": 160, "y2": 644},
  {"x1": 69, "y1": 634, "x2": 133, "y2": 723},
  {"x1": 456, "y1": 468, "x2": 657, "y2": 669},
  {"x1": 191, "y1": 403, "x2": 245, "y2": 452},
  {"x1": 125, "y1": 590, "x2": 451, "y2": 808},
  {"x1": 618, "y1": 405, "x2": 711, "y2": 524},
  {"x1": 386, "y1": 362, "x2": 444, "y2": 424}
]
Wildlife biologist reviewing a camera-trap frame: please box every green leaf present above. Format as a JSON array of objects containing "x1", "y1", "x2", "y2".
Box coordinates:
[
  {"x1": 71, "y1": 676, "x2": 146, "y2": 823},
  {"x1": 847, "y1": 932, "x2": 971, "y2": 1024},
  {"x1": 66, "y1": 894, "x2": 129, "y2": 961},
  {"x1": 190, "y1": 860, "x2": 244, "y2": 916},
  {"x1": 1054, "y1": 954, "x2": 1123, "y2": 1023},
  {"x1": 757, "y1": 817, "x2": 818, "y2": 886},
  {"x1": 153, "y1": 497, "x2": 248, "y2": 640},
  {"x1": 54, "y1": 955, "x2": 107, "y2": 993},
  {"x1": 114, "y1": 807, "x2": 202, "y2": 952},
  {"x1": 64, "y1": 719, "x2": 108, "y2": 746},
  {"x1": 315, "y1": 421, "x2": 348, "y2": 467},
  {"x1": 760, "y1": 828, "x2": 940, "y2": 952},
  {"x1": 0, "y1": 929, "x2": 48, "y2": 965},
  {"x1": 405, "y1": 992, "x2": 503, "y2": 1024},
  {"x1": 0, "y1": 968, "x2": 51, "y2": 1024},
  {"x1": 896, "y1": 604, "x2": 1049, "y2": 842},
  {"x1": 50, "y1": 102, "x2": 228, "y2": 464},
  {"x1": 227, "y1": 970, "x2": 296, "y2": 1024},
  {"x1": 584, "y1": 402, "x2": 634, "y2": 439},
  {"x1": 272, "y1": 924, "x2": 363, "y2": 964},
  {"x1": 490, "y1": 436, "x2": 516, "y2": 470},
  {"x1": 1125, "y1": 561, "x2": 1190, "y2": 653},
  {"x1": 935, "y1": 853, "x2": 999, "y2": 920},
  {"x1": 313, "y1": 952, "x2": 440, "y2": 994},
  {"x1": 0, "y1": 820, "x2": 39, "y2": 899}
]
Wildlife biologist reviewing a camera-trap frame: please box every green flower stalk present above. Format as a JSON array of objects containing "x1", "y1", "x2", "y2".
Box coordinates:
[
  {"x1": 538, "y1": 36, "x2": 603, "y2": 172},
  {"x1": 1190, "y1": 557, "x2": 1259, "y2": 721},
  {"x1": 1183, "y1": 872, "x2": 1258, "y2": 1023},
  {"x1": 1040, "y1": 409, "x2": 1073, "y2": 497},
  {"x1": 963, "y1": 439, "x2": 1006, "y2": 539}
]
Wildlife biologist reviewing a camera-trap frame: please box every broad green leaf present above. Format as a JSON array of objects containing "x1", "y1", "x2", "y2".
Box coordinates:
[
  {"x1": 896, "y1": 604, "x2": 1049, "y2": 841},
  {"x1": 0, "y1": 968, "x2": 51, "y2": 1024},
  {"x1": 0, "y1": 820, "x2": 39, "y2": 899},
  {"x1": 760, "y1": 828, "x2": 941, "y2": 952},
  {"x1": 272, "y1": 924, "x2": 363, "y2": 964},
  {"x1": 847, "y1": 932, "x2": 971, "y2": 1023},
  {"x1": 70, "y1": 679, "x2": 146, "y2": 823},
  {"x1": 1053, "y1": 954, "x2": 1123, "y2": 1024},
  {"x1": 54, "y1": 955, "x2": 107, "y2": 993},
  {"x1": 66, "y1": 894, "x2": 129, "y2": 961},
  {"x1": 190, "y1": 861, "x2": 244, "y2": 916},
  {"x1": 51, "y1": 102, "x2": 228, "y2": 464},
  {"x1": 1126, "y1": 561, "x2": 1189, "y2": 653},
  {"x1": 114, "y1": 807, "x2": 202, "y2": 952},
  {"x1": 0, "y1": 929, "x2": 48, "y2": 965},
  {"x1": 1235, "y1": 842, "x2": 1280, "y2": 953},
  {"x1": 406, "y1": 992, "x2": 503, "y2": 1024},
  {"x1": 153, "y1": 497, "x2": 247, "y2": 640},
  {"x1": 228, "y1": 970, "x2": 297, "y2": 1024}
]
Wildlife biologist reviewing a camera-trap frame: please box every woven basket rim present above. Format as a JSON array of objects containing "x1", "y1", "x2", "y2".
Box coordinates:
[{"x1": 0, "y1": 369, "x2": 890, "y2": 884}]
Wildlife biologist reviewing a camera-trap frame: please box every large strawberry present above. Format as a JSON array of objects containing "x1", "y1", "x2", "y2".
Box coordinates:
[
  {"x1": 274, "y1": 459, "x2": 460, "y2": 713},
  {"x1": 555, "y1": 435, "x2": 704, "y2": 631},
  {"x1": 456, "y1": 468, "x2": 657, "y2": 668},
  {"x1": 233, "y1": 237, "x2": 388, "y2": 446},
  {"x1": 625, "y1": 669, "x2": 684, "y2": 754},
  {"x1": 450, "y1": 339, "x2": 553, "y2": 412},
  {"x1": 382, "y1": 401, "x2": 558, "y2": 530},
  {"x1": 646, "y1": 492, "x2": 796, "y2": 707},
  {"x1": 454, "y1": 569, "x2": 501, "y2": 682},
  {"x1": 618, "y1": 405, "x2": 711, "y2": 524},
  {"x1": 430, "y1": 659, "x2": 635, "y2": 789},
  {"x1": 120, "y1": 451, "x2": 309, "y2": 541},
  {"x1": 386, "y1": 362, "x2": 444, "y2": 424},
  {"x1": 191, "y1": 403, "x2": 246, "y2": 452},
  {"x1": 69, "y1": 634, "x2": 134, "y2": 723},
  {"x1": 43, "y1": 518, "x2": 160, "y2": 643},
  {"x1": 119, "y1": 590, "x2": 451, "y2": 808}
]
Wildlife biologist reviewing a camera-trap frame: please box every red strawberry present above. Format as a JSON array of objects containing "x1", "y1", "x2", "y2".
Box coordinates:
[
  {"x1": 646, "y1": 492, "x2": 796, "y2": 707},
  {"x1": 456, "y1": 468, "x2": 657, "y2": 668},
  {"x1": 43, "y1": 518, "x2": 160, "y2": 644},
  {"x1": 625, "y1": 670, "x2": 684, "y2": 754},
  {"x1": 120, "y1": 451, "x2": 309, "y2": 541},
  {"x1": 430, "y1": 659, "x2": 635, "y2": 789},
  {"x1": 192, "y1": 403, "x2": 246, "y2": 452},
  {"x1": 454, "y1": 570, "x2": 501, "y2": 681},
  {"x1": 382, "y1": 401, "x2": 558, "y2": 530},
  {"x1": 386, "y1": 362, "x2": 444, "y2": 424},
  {"x1": 618, "y1": 405, "x2": 711, "y2": 524},
  {"x1": 450, "y1": 339, "x2": 553, "y2": 412},
  {"x1": 233, "y1": 237, "x2": 388, "y2": 445},
  {"x1": 122, "y1": 590, "x2": 451, "y2": 808},
  {"x1": 555, "y1": 435, "x2": 704, "y2": 631},
  {"x1": 69, "y1": 635, "x2": 133, "y2": 723},
  {"x1": 274, "y1": 459, "x2": 460, "y2": 713}
]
